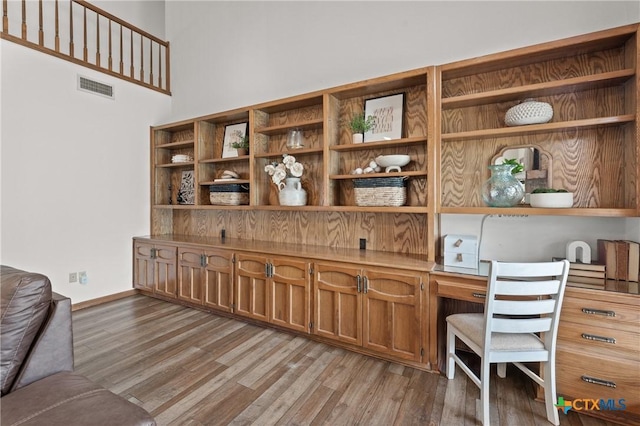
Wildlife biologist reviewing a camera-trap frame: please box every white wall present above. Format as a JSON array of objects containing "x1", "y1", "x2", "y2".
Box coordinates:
[
  {"x1": 165, "y1": 1, "x2": 640, "y2": 121},
  {"x1": 1, "y1": 1, "x2": 171, "y2": 303},
  {"x1": 165, "y1": 1, "x2": 640, "y2": 260}
]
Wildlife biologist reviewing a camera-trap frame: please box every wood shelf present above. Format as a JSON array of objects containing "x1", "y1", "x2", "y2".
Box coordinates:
[
  {"x1": 199, "y1": 156, "x2": 249, "y2": 164},
  {"x1": 441, "y1": 115, "x2": 635, "y2": 141},
  {"x1": 156, "y1": 161, "x2": 195, "y2": 168},
  {"x1": 254, "y1": 118, "x2": 323, "y2": 135},
  {"x1": 441, "y1": 69, "x2": 636, "y2": 109},
  {"x1": 155, "y1": 140, "x2": 194, "y2": 149},
  {"x1": 254, "y1": 147, "x2": 323, "y2": 158},
  {"x1": 330, "y1": 171, "x2": 427, "y2": 180},
  {"x1": 201, "y1": 179, "x2": 250, "y2": 186},
  {"x1": 439, "y1": 206, "x2": 638, "y2": 217},
  {"x1": 330, "y1": 136, "x2": 427, "y2": 151},
  {"x1": 153, "y1": 204, "x2": 197, "y2": 210}
]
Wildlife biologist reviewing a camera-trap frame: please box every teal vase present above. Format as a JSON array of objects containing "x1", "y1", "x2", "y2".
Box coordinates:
[{"x1": 481, "y1": 164, "x2": 524, "y2": 207}]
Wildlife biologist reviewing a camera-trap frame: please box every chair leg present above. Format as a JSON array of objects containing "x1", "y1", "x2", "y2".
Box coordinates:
[
  {"x1": 446, "y1": 327, "x2": 456, "y2": 379},
  {"x1": 480, "y1": 357, "x2": 491, "y2": 426},
  {"x1": 542, "y1": 360, "x2": 560, "y2": 425},
  {"x1": 497, "y1": 362, "x2": 506, "y2": 378}
]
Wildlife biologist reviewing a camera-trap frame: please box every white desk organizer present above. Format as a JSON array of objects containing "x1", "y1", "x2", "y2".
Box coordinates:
[{"x1": 444, "y1": 234, "x2": 479, "y2": 269}]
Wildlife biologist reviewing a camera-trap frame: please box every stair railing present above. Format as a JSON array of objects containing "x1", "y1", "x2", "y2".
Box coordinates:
[{"x1": 2, "y1": 0, "x2": 170, "y2": 95}]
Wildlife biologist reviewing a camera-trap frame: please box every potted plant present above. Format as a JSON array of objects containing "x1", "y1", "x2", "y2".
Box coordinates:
[
  {"x1": 348, "y1": 113, "x2": 375, "y2": 144},
  {"x1": 231, "y1": 134, "x2": 250, "y2": 156},
  {"x1": 529, "y1": 188, "x2": 574, "y2": 208}
]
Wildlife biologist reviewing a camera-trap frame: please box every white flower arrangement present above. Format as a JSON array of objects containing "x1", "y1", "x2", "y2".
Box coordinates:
[{"x1": 264, "y1": 154, "x2": 304, "y2": 186}]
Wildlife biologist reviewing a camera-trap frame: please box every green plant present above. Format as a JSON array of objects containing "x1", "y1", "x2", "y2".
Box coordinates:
[
  {"x1": 348, "y1": 113, "x2": 375, "y2": 134},
  {"x1": 501, "y1": 158, "x2": 524, "y2": 175},
  {"x1": 231, "y1": 134, "x2": 249, "y2": 150},
  {"x1": 531, "y1": 188, "x2": 568, "y2": 193}
]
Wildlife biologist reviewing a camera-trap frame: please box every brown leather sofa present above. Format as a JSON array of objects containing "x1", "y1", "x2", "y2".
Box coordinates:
[{"x1": 1, "y1": 265, "x2": 156, "y2": 426}]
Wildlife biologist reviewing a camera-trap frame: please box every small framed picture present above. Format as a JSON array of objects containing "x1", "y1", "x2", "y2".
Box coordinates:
[
  {"x1": 222, "y1": 122, "x2": 248, "y2": 158},
  {"x1": 364, "y1": 93, "x2": 405, "y2": 142}
]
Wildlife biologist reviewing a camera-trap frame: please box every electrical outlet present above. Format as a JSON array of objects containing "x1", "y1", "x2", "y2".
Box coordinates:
[
  {"x1": 78, "y1": 271, "x2": 88, "y2": 285},
  {"x1": 69, "y1": 272, "x2": 78, "y2": 283}
]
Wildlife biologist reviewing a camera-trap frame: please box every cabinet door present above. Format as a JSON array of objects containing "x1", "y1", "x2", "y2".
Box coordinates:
[
  {"x1": 154, "y1": 244, "x2": 177, "y2": 299},
  {"x1": 313, "y1": 262, "x2": 362, "y2": 346},
  {"x1": 203, "y1": 249, "x2": 234, "y2": 313},
  {"x1": 363, "y1": 268, "x2": 422, "y2": 362},
  {"x1": 177, "y1": 247, "x2": 204, "y2": 305},
  {"x1": 235, "y1": 253, "x2": 269, "y2": 322},
  {"x1": 133, "y1": 241, "x2": 155, "y2": 293},
  {"x1": 270, "y1": 256, "x2": 310, "y2": 333}
]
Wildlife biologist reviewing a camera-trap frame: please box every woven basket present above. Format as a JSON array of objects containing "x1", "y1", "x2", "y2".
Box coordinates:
[
  {"x1": 505, "y1": 99, "x2": 553, "y2": 126},
  {"x1": 353, "y1": 177, "x2": 407, "y2": 207},
  {"x1": 209, "y1": 183, "x2": 249, "y2": 206}
]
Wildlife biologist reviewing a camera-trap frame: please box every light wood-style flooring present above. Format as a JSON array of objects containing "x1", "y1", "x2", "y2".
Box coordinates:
[{"x1": 72, "y1": 295, "x2": 618, "y2": 426}]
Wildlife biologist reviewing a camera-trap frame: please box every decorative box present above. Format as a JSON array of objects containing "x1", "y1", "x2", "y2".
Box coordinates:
[
  {"x1": 443, "y1": 234, "x2": 478, "y2": 269},
  {"x1": 209, "y1": 183, "x2": 249, "y2": 206},
  {"x1": 353, "y1": 177, "x2": 407, "y2": 207}
]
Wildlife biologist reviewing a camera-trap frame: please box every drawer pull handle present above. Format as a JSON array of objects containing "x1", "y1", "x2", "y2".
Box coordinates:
[
  {"x1": 472, "y1": 292, "x2": 486, "y2": 299},
  {"x1": 581, "y1": 308, "x2": 615, "y2": 317},
  {"x1": 454, "y1": 239, "x2": 463, "y2": 247},
  {"x1": 581, "y1": 375, "x2": 616, "y2": 388},
  {"x1": 581, "y1": 333, "x2": 616, "y2": 344},
  {"x1": 456, "y1": 253, "x2": 463, "y2": 262}
]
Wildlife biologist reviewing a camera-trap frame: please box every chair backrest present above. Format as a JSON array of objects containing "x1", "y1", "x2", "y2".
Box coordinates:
[{"x1": 483, "y1": 260, "x2": 570, "y2": 348}]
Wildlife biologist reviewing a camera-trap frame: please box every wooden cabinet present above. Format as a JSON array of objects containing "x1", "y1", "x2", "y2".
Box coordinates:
[
  {"x1": 152, "y1": 120, "x2": 196, "y2": 207},
  {"x1": 314, "y1": 261, "x2": 425, "y2": 362},
  {"x1": 234, "y1": 253, "x2": 270, "y2": 322},
  {"x1": 177, "y1": 246, "x2": 234, "y2": 312},
  {"x1": 556, "y1": 287, "x2": 640, "y2": 422},
  {"x1": 270, "y1": 257, "x2": 311, "y2": 333},
  {"x1": 235, "y1": 253, "x2": 311, "y2": 332},
  {"x1": 326, "y1": 67, "x2": 433, "y2": 214},
  {"x1": 133, "y1": 240, "x2": 177, "y2": 299},
  {"x1": 314, "y1": 262, "x2": 362, "y2": 345},
  {"x1": 149, "y1": 70, "x2": 437, "y2": 260},
  {"x1": 438, "y1": 24, "x2": 639, "y2": 217},
  {"x1": 252, "y1": 95, "x2": 324, "y2": 207},
  {"x1": 196, "y1": 110, "x2": 251, "y2": 206}
]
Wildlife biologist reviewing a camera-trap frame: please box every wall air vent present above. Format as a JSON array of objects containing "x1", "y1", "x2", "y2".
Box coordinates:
[{"x1": 77, "y1": 75, "x2": 114, "y2": 99}]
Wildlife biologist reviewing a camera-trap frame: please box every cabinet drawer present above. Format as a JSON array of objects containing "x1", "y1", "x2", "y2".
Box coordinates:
[
  {"x1": 556, "y1": 349, "x2": 640, "y2": 416},
  {"x1": 558, "y1": 321, "x2": 640, "y2": 360},
  {"x1": 561, "y1": 296, "x2": 640, "y2": 331},
  {"x1": 436, "y1": 278, "x2": 487, "y2": 304}
]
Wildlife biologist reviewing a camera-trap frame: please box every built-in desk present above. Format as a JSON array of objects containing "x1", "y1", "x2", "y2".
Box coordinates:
[{"x1": 429, "y1": 264, "x2": 640, "y2": 425}]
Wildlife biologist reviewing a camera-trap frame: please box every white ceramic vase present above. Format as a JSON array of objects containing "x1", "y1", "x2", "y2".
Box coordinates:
[{"x1": 278, "y1": 177, "x2": 307, "y2": 206}]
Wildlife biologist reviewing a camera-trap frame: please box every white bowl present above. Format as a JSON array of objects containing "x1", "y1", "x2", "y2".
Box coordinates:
[
  {"x1": 375, "y1": 155, "x2": 411, "y2": 173},
  {"x1": 529, "y1": 192, "x2": 573, "y2": 208}
]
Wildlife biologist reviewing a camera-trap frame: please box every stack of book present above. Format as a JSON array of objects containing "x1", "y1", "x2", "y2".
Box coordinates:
[
  {"x1": 566, "y1": 262, "x2": 606, "y2": 289},
  {"x1": 597, "y1": 239, "x2": 640, "y2": 282},
  {"x1": 552, "y1": 258, "x2": 606, "y2": 289}
]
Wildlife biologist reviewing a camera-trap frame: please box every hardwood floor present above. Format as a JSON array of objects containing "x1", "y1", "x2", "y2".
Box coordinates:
[{"x1": 72, "y1": 295, "x2": 618, "y2": 426}]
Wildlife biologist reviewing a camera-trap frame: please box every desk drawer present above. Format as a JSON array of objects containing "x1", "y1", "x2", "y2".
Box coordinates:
[
  {"x1": 556, "y1": 348, "x2": 640, "y2": 416},
  {"x1": 561, "y1": 296, "x2": 639, "y2": 332},
  {"x1": 436, "y1": 278, "x2": 486, "y2": 303},
  {"x1": 558, "y1": 321, "x2": 640, "y2": 360}
]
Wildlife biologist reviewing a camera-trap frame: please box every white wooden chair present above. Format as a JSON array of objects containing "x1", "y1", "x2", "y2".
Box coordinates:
[{"x1": 446, "y1": 260, "x2": 570, "y2": 425}]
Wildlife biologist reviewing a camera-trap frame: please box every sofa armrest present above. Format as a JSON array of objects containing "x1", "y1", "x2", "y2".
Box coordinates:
[{"x1": 11, "y1": 293, "x2": 74, "y2": 391}]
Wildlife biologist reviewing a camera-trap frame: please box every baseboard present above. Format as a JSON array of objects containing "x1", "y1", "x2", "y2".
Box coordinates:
[{"x1": 72, "y1": 289, "x2": 139, "y2": 311}]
